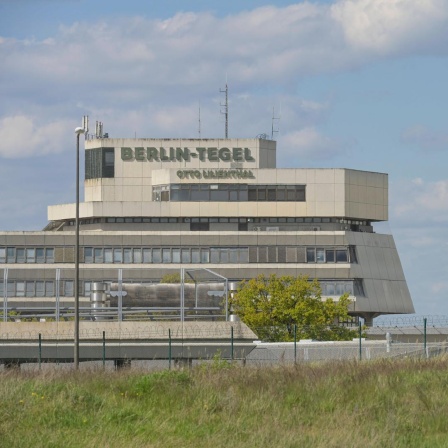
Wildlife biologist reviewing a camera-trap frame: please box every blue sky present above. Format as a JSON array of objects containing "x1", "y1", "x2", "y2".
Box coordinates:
[{"x1": 1, "y1": 0, "x2": 447, "y2": 316}]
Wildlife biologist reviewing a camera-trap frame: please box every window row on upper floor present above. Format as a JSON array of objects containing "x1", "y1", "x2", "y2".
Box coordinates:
[
  {"x1": 0, "y1": 245, "x2": 355, "y2": 265},
  {"x1": 0, "y1": 278, "x2": 364, "y2": 298},
  {"x1": 152, "y1": 184, "x2": 306, "y2": 202}
]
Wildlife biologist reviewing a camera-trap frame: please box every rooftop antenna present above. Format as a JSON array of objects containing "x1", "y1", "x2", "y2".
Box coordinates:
[
  {"x1": 82, "y1": 115, "x2": 89, "y2": 136},
  {"x1": 198, "y1": 101, "x2": 201, "y2": 138},
  {"x1": 220, "y1": 77, "x2": 228, "y2": 138},
  {"x1": 271, "y1": 105, "x2": 280, "y2": 140}
]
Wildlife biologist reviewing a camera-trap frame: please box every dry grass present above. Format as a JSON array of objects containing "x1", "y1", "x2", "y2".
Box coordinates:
[{"x1": 1, "y1": 357, "x2": 448, "y2": 447}]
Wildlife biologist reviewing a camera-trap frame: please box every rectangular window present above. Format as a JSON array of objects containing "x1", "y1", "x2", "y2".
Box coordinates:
[
  {"x1": 64, "y1": 280, "x2": 74, "y2": 297},
  {"x1": 172, "y1": 248, "x2": 180, "y2": 263},
  {"x1": 239, "y1": 248, "x2": 249, "y2": 263},
  {"x1": 26, "y1": 248, "x2": 35, "y2": 263},
  {"x1": 181, "y1": 249, "x2": 190, "y2": 264},
  {"x1": 134, "y1": 248, "x2": 142, "y2": 264},
  {"x1": 190, "y1": 222, "x2": 210, "y2": 231},
  {"x1": 123, "y1": 248, "x2": 132, "y2": 263},
  {"x1": 200, "y1": 249, "x2": 209, "y2": 263},
  {"x1": 229, "y1": 248, "x2": 238, "y2": 263},
  {"x1": 336, "y1": 249, "x2": 348, "y2": 263},
  {"x1": 16, "y1": 281, "x2": 25, "y2": 297},
  {"x1": 36, "y1": 248, "x2": 45, "y2": 263},
  {"x1": 220, "y1": 248, "x2": 229, "y2": 263},
  {"x1": 191, "y1": 248, "x2": 200, "y2": 264},
  {"x1": 26, "y1": 281, "x2": 35, "y2": 297},
  {"x1": 16, "y1": 248, "x2": 25, "y2": 263},
  {"x1": 36, "y1": 281, "x2": 45, "y2": 297},
  {"x1": 94, "y1": 248, "x2": 103, "y2": 263},
  {"x1": 335, "y1": 283, "x2": 345, "y2": 296},
  {"x1": 210, "y1": 248, "x2": 220, "y2": 263},
  {"x1": 46, "y1": 248, "x2": 54, "y2": 263},
  {"x1": 162, "y1": 248, "x2": 171, "y2": 263},
  {"x1": 306, "y1": 248, "x2": 316, "y2": 263},
  {"x1": 114, "y1": 248, "x2": 122, "y2": 263},
  {"x1": 0, "y1": 248, "x2": 5, "y2": 263},
  {"x1": 84, "y1": 281, "x2": 92, "y2": 297},
  {"x1": 45, "y1": 281, "x2": 54, "y2": 297},
  {"x1": 326, "y1": 283, "x2": 335, "y2": 295},
  {"x1": 142, "y1": 248, "x2": 152, "y2": 263},
  {"x1": 349, "y1": 246, "x2": 358, "y2": 263},
  {"x1": 84, "y1": 247, "x2": 93, "y2": 263},
  {"x1": 326, "y1": 249, "x2": 335, "y2": 263},
  {"x1": 104, "y1": 248, "x2": 113, "y2": 263},
  {"x1": 316, "y1": 248, "x2": 325, "y2": 263},
  {"x1": 152, "y1": 249, "x2": 162, "y2": 263},
  {"x1": 6, "y1": 247, "x2": 15, "y2": 263}
]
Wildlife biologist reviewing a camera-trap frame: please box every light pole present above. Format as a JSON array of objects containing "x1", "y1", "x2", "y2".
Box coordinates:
[{"x1": 74, "y1": 126, "x2": 85, "y2": 369}]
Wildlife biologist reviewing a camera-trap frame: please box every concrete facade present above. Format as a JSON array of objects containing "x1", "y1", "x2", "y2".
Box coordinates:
[{"x1": 0, "y1": 137, "x2": 414, "y2": 322}]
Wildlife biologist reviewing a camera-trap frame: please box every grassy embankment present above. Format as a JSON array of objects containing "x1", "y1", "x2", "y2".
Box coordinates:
[{"x1": 1, "y1": 357, "x2": 448, "y2": 448}]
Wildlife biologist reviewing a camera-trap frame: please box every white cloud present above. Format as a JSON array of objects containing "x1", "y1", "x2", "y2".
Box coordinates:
[
  {"x1": 401, "y1": 125, "x2": 448, "y2": 151},
  {"x1": 1, "y1": 0, "x2": 447, "y2": 106},
  {"x1": 278, "y1": 127, "x2": 352, "y2": 162},
  {"x1": 391, "y1": 178, "x2": 448, "y2": 223},
  {"x1": 331, "y1": 0, "x2": 448, "y2": 56},
  {"x1": 0, "y1": 115, "x2": 72, "y2": 158}
]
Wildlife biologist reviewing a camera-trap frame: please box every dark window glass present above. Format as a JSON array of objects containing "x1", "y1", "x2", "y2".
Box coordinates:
[
  {"x1": 248, "y1": 187, "x2": 257, "y2": 201},
  {"x1": 336, "y1": 249, "x2": 348, "y2": 262},
  {"x1": 190, "y1": 222, "x2": 209, "y2": 231},
  {"x1": 36, "y1": 248, "x2": 45, "y2": 263},
  {"x1": 277, "y1": 186, "x2": 286, "y2": 201},
  {"x1": 306, "y1": 248, "x2": 316, "y2": 263},
  {"x1": 326, "y1": 250, "x2": 335, "y2": 263}
]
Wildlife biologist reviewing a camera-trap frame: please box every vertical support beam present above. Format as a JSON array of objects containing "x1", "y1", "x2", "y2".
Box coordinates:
[
  {"x1": 118, "y1": 269, "x2": 123, "y2": 322},
  {"x1": 38, "y1": 333, "x2": 42, "y2": 370},
  {"x1": 294, "y1": 324, "x2": 297, "y2": 365},
  {"x1": 168, "y1": 328, "x2": 172, "y2": 370},
  {"x1": 424, "y1": 317, "x2": 427, "y2": 358},
  {"x1": 231, "y1": 326, "x2": 234, "y2": 361},
  {"x1": 102, "y1": 330, "x2": 106, "y2": 368},
  {"x1": 74, "y1": 127, "x2": 84, "y2": 370},
  {"x1": 3, "y1": 268, "x2": 8, "y2": 322},
  {"x1": 180, "y1": 268, "x2": 185, "y2": 322},
  {"x1": 55, "y1": 268, "x2": 60, "y2": 322},
  {"x1": 359, "y1": 321, "x2": 362, "y2": 361}
]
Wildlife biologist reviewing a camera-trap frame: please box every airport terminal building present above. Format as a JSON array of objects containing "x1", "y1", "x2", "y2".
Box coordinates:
[{"x1": 0, "y1": 136, "x2": 414, "y2": 323}]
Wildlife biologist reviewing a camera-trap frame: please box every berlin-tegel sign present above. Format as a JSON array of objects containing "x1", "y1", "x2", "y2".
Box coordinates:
[{"x1": 121, "y1": 147, "x2": 255, "y2": 163}]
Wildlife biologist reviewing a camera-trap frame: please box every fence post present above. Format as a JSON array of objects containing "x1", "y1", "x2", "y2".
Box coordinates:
[
  {"x1": 168, "y1": 329, "x2": 172, "y2": 370},
  {"x1": 231, "y1": 326, "x2": 234, "y2": 361},
  {"x1": 358, "y1": 321, "x2": 362, "y2": 361},
  {"x1": 102, "y1": 331, "x2": 106, "y2": 368},
  {"x1": 294, "y1": 324, "x2": 297, "y2": 365},
  {"x1": 423, "y1": 317, "x2": 427, "y2": 358},
  {"x1": 38, "y1": 333, "x2": 42, "y2": 370}
]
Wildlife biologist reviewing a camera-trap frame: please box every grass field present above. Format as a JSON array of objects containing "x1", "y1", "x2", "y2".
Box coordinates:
[{"x1": 1, "y1": 357, "x2": 448, "y2": 448}]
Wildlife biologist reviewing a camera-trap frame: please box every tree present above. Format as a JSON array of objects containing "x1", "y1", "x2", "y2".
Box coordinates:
[{"x1": 231, "y1": 274, "x2": 357, "y2": 342}]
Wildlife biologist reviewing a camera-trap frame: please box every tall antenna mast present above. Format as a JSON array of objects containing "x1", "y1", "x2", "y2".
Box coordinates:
[
  {"x1": 220, "y1": 78, "x2": 228, "y2": 138},
  {"x1": 271, "y1": 106, "x2": 280, "y2": 140}
]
